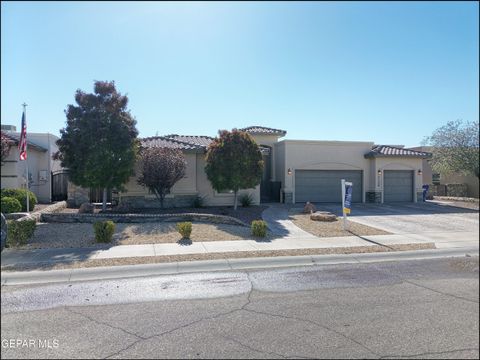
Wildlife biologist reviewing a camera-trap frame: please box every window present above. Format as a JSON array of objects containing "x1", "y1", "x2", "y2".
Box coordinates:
[{"x1": 432, "y1": 173, "x2": 440, "y2": 185}]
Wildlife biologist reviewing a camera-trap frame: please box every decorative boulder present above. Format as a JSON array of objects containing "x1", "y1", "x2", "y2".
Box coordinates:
[
  {"x1": 303, "y1": 202, "x2": 316, "y2": 214},
  {"x1": 78, "y1": 202, "x2": 95, "y2": 214},
  {"x1": 310, "y1": 211, "x2": 337, "y2": 222}
]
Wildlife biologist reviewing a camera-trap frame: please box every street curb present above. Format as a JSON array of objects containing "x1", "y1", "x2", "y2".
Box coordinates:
[{"x1": 1, "y1": 247, "x2": 478, "y2": 286}]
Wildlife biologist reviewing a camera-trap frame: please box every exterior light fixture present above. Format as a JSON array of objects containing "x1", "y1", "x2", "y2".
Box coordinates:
[
  {"x1": 418, "y1": 169, "x2": 422, "y2": 175},
  {"x1": 287, "y1": 168, "x2": 292, "y2": 175},
  {"x1": 377, "y1": 170, "x2": 382, "y2": 176}
]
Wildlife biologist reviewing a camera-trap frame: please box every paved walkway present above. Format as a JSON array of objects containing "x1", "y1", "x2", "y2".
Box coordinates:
[{"x1": 1, "y1": 204, "x2": 477, "y2": 267}]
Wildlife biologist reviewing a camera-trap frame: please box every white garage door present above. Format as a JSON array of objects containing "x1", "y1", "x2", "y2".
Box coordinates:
[
  {"x1": 384, "y1": 170, "x2": 413, "y2": 202},
  {"x1": 295, "y1": 170, "x2": 363, "y2": 203}
]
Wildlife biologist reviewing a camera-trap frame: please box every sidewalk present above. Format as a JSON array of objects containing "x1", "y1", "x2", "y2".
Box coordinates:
[{"x1": 0, "y1": 232, "x2": 443, "y2": 268}]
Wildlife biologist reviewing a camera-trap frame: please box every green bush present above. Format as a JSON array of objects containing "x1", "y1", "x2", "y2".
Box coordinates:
[
  {"x1": 191, "y1": 195, "x2": 205, "y2": 208},
  {"x1": 1, "y1": 188, "x2": 37, "y2": 212},
  {"x1": 176, "y1": 222, "x2": 192, "y2": 239},
  {"x1": 1, "y1": 197, "x2": 22, "y2": 214},
  {"x1": 93, "y1": 220, "x2": 115, "y2": 243},
  {"x1": 6, "y1": 217, "x2": 37, "y2": 247},
  {"x1": 239, "y1": 193, "x2": 253, "y2": 207},
  {"x1": 251, "y1": 220, "x2": 267, "y2": 238}
]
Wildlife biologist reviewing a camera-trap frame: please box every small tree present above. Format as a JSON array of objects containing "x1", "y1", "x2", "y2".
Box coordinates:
[
  {"x1": 1, "y1": 131, "x2": 12, "y2": 165},
  {"x1": 137, "y1": 147, "x2": 186, "y2": 208},
  {"x1": 205, "y1": 129, "x2": 263, "y2": 210},
  {"x1": 55, "y1": 81, "x2": 139, "y2": 211},
  {"x1": 423, "y1": 120, "x2": 479, "y2": 178}
]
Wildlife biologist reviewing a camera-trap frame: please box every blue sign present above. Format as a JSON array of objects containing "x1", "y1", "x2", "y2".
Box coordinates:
[{"x1": 344, "y1": 183, "x2": 353, "y2": 214}]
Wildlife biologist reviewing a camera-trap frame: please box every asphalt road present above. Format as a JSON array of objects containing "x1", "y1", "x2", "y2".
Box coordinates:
[{"x1": 1, "y1": 256, "x2": 479, "y2": 359}]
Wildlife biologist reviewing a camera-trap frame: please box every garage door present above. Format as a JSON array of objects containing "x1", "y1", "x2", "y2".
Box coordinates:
[
  {"x1": 384, "y1": 170, "x2": 413, "y2": 202},
  {"x1": 295, "y1": 170, "x2": 363, "y2": 203}
]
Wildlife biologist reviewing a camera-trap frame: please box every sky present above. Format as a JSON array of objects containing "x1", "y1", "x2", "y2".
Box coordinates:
[{"x1": 1, "y1": 1, "x2": 478, "y2": 147}]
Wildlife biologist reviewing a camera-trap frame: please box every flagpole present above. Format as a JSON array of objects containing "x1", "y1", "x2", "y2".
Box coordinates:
[{"x1": 22, "y1": 103, "x2": 29, "y2": 213}]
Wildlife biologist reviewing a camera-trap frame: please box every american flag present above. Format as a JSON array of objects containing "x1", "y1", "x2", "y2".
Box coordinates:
[{"x1": 18, "y1": 111, "x2": 27, "y2": 161}]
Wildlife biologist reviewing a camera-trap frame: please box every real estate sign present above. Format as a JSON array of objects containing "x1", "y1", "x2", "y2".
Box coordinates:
[{"x1": 341, "y1": 179, "x2": 353, "y2": 230}]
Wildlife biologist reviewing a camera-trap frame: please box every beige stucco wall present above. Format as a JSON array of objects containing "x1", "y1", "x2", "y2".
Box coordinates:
[
  {"x1": 274, "y1": 141, "x2": 286, "y2": 184},
  {"x1": 373, "y1": 157, "x2": 424, "y2": 203},
  {"x1": 119, "y1": 152, "x2": 260, "y2": 206},
  {"x1": 119, "y1": 152, "x2": 198, "y2": 200},
  {"x1": 439, "y1": 173, "x2": 479, "y2": 198},
  {"x1": 277, "y1": 140, "x2": 374, "y2": 203},
  {"x1": 249, "y1": 133, "x2": 284, "y2": 181}
]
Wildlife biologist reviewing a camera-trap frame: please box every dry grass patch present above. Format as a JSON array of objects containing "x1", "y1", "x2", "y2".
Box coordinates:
[
  {"x1": 18, "y1": 222, "x2": 276, "y2": 250},
  {"x1": 290, "y1": 211, "x2": 391, "y2": 237}
]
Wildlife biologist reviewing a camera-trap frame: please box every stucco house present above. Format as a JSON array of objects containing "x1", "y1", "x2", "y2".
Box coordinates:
[
  {"x1": 115, "y1": 126, "x2": 432, "y2": 207},
  {"x1": 1, "y1": 129, "x2": 61, "y2": 203}
]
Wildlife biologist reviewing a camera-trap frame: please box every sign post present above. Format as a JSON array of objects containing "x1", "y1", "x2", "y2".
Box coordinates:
[{"x1": 341, "y1": 179, "x2": 353, "y2": 230}]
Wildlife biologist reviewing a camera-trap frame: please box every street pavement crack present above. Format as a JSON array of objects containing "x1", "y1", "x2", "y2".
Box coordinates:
[
  {"x1": 65, "y1": 307, "x2": 146, "y2": 340},
  {"x1": 402, "y1": 279, "x2": 479, "y2": 304},
  {"x1": 366, "y1": 262, "x2": 479, "y2": 304},
  {"x1": 242, "y1": 307, "x2": 380, "y2": 358},
  {"x1": 221, "y1": 335, "x2": 289, "y2": 359},
  {"x1": 104, "y1": 294, "x2": 252, "y2": 359},
  {"x1": 379, "y1": 347, "x2": 479, "y2": 358}
]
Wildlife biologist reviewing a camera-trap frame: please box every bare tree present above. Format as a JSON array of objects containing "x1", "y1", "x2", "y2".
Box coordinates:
[
  {"x1": 423, "y1": 120, "x2": 479, "y2": 178},
  {"x1": 137, "y1": 147, "x2": 187, "y2": 208}
]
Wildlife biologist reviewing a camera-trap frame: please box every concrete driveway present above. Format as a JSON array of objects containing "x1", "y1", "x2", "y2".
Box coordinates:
[{"x1": 309, "y1": 202, "x2": 479, "y2": 249}]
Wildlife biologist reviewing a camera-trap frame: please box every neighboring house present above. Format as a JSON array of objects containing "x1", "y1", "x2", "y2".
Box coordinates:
[
  {"x1": 1, "y1": 130, "x2": 61, "y2": 203},
  {"x1": 411, "y1": 146, "x2": 479, "y2": 198},
  {"x1": 115, "y1": 126, "x2": 432, "y2": 207}
]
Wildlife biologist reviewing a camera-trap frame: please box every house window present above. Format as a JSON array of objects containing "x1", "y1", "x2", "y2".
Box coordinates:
[{"x1": 432, "y1": 173, "x2": 440, "y2": 185}]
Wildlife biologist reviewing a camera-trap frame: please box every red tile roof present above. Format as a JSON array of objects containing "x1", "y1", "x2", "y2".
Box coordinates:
[
  {"x1": 365, "y1": 145, "x2": 432, "y2": 158},
  {"x1": 240, "y1": 126, "x2": 286, "y2": 136}
]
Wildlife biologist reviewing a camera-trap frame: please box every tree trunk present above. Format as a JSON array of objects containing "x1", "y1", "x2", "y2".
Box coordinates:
[
  {"x1": 102, "y1": 188, "x2": 107, "y2": 212},
  {"x1": 160, "y1": 193, "x2": 164, "y2": 209},
  {"x1": 233, "y1": 190, "x2": 238, "y2": 211}
]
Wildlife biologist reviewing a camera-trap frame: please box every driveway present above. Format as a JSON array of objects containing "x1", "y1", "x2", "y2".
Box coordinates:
[{"x1": 309, "y1": 202, "x2": 479, "y2": 249}]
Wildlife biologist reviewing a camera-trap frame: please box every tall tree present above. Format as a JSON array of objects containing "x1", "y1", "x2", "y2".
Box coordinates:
[
  {"x1": 137, "y1": 147, "x2": 186, "y2": 208},
  {"x1": 56, "y1": 81, "x2": 139, "y2": 211},
  {"x1": 205, "y1": 129, "x2": 263, "y2": 210},
  {"x1": 1, "y1": 131, "x2": 12, "y2": 165},
  {"x1": 423, "y1": 120, "x2": 479, "y2": 178}
]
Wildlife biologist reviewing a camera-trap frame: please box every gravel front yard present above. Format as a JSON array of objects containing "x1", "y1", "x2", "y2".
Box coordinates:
[
  {"x1": 290, "y1": 211, "x2": 391, "y2": 237},
  {"x1": 18, "y1": 221, "x2": 276, "y2": 249}
]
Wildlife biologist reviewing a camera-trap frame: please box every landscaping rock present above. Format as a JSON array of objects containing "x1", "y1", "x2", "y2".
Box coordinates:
[
  {"x1": 78, "y1": 202, "x2": 94, "y2": 214},
  {"x1": 310, "y1": 211, "x2": 337, "y2": 222},
  {"x1": 303, "y1": 202, "x2": 316, "y2": 214}
]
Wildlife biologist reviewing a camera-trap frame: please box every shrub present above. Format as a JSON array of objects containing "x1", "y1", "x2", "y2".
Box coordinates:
[
  {"x1": 251, "y1": 220, "x2": 267, "y2": 238},
  {"x1": 176, "y1": 222, "x2": 192, "y2": 239},
  {"x1": 6, "y1": 217, "x2": 36, "y2": 247},
  {"x1": 1, "y1": 197, "x2": 22, "y2": 214},
  {"x1": 192, "y1": 195, "x2": 205, "y2": 208},
  {"x1": 239, "y1": 193, "x2": 253, "y2": 207},
  {"x1": 1, "y1": 188, "x2": 37, "y2": 212},
  {"x1": 93, "y1": 220, "x2": 115, "y2": 243}
]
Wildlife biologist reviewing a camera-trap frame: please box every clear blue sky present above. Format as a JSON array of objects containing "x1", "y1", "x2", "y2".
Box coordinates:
[{"x1": 1, "y1": 1, "x2": 478, "y2": 147}]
